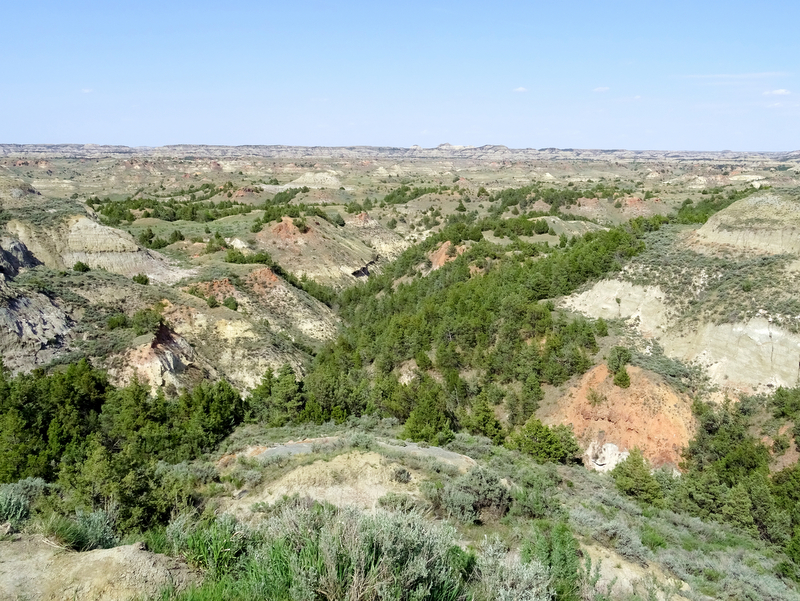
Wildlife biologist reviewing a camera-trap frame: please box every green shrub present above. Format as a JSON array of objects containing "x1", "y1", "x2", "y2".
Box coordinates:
[
  {"x1": 521, "y1": 521, "x2": 581, "y2": 601},
  {"x1": 631, "y1": 341, "x2": 708, "y2": 395},
  {"x1": 137, "y1": 525, "x2": 169, "y2": 554},
  {"x1": 415, "y1": 350, "x2": 433, "y2": 371},
  {"x1": 248, "y1": 365, "x2": 306, "y2": 427},
  {"x1": 608, "y1": 346, "x2": 632, "y2": 373},
  {"x1": 391, "y1": 466, "x2": 411, "y2": 484},
  {"x1": 106, "y1": 313, "x2": 129, "y2": 330},
  {"x1": 438, "y1": 468, "x2": 511, "y2": 523},
  {"x1": 222, "y1": 297, "x2": 238, "y2": 311},
  {"x1": 378, "y1": 492, "x2": 427, "y2": 513},
  {"x1": 613, "y1": 366, "x2": 631, "y2": 388},
  {"x1": 225, "y1": 248, "x2": 273, "y2": 265},
  {"x1": 510, "y1": 417, "x2": 580, "y2": 464},
  {"x1": 204, "y1": 235, "x2": 226, "y2": 254},
  {"x1": 138, "y1": 227, "x2": 169, "y2": 249},
  {"x1": 611, "y1": 448, "x2": 663, "y2": 507},
  {"x1": 595, "y1": 317, "x2": 608, "y2": 337},
  {"x1": 508, "y1": 468, "x2": 563, "y2": 520},
  {"x1": 131, "y1": 308, "x2": 162, "y2": 335},
  {"x1": 594, "y1": 517, "x2": 649, "y2": 563},
  {"x1": 476, "y1": 536, "x2": 552, "y2": 601},
  {"x1": 402, "y1": 376, "x2": 453, "y2": 446},
  {"x1": 608, "y1": 346, "x2": 632, "y2": 388},
  {"x1": 0, "y1": 486, "x2": 30, "y2": 525},
  {"x1": 165, "y1": 513, "x2": 195, "y2": 554},
  {"x1": 72, "y1": 261, "x2": 90, "y2": 272},
  {"x1": 177, "y1": 504, "x2": 471, "y2": 600},
  {"x1": 206, "y1": 296, "x2": 219, "y2": 308},
  {"x1": 720, "y1": 483, "x2": 758, "y2": 536},
  {"x1": 348, "y1": 432, "x2": 374, "y2": 450},
  {"x1": 292, "y1": 217, "x2": 309, "y2": 232},
  {"x1": 640, "y1": 523, "x2": 668, "y2": 551},
  {"x1": 465, "y1": 396, "x2": 505, "y2": 445},
  {"x1": 132, "y1": 273, "x2": 149, "y2": 285}
]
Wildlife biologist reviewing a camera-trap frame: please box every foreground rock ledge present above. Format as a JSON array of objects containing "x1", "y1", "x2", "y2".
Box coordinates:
[{"x1": 0, "y1": 536, "x2": 198, "y2": 601}]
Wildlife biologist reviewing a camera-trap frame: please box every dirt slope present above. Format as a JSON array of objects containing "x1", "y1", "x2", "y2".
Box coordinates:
[
  {"x1": 692, "y1": 191, "x2": 800, "y2": 255},
  {"x1": 254, "y1": 215, "x2": 407, "y2": 287},
  {"x1": 0, "y1": 537, "x2": 198, "y2": 601},
  {"x1": 562, "y1": 280, "x2": 669, "y2": 338},
  {"x1": 539, "y1": 365, "x2": 695, "y2": 469},
  {"x1": 5, "y1": 216, "x2": 191, "y2": 284},
  {"x1": 230, "y1": 451, "x2": 420, "y2": 516},
  {"x1": 159, "y1": 298, "x2": 307, "y2": 390}
]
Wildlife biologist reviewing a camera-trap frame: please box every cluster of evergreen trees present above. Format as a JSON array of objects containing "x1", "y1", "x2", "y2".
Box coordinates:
[
  {"x1": 674, "y1": 186, "x2": 756, "y2": 224},
  {"x1": 295, "y1": 217, "x2": 660, "y2": 442},
  {"x1": 487, "y1": 182, "x2": 633, "y2": 215},
  {"x1": 90, "y1": 185, "x2": 250, "y2": 225},
  {"x1": 611, "y1": 392, "x2": 800, "y2": 580},
  {"x1": 90, "y1": 185, "x2": 315, "y2": 228},
  {"x1": 0, "y1": 360, "x2": 245, "y2": 530}
]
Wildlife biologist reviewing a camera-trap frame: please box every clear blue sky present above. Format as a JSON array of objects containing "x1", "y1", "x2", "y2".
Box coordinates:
[{"x1": 2, "y1": 0, "x2": 798, "y2": 150}]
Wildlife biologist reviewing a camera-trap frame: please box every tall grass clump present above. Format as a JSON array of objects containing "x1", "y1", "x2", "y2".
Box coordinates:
[
  {"x1": 170, "y1": 503, "x2": 477, "y2": 600},
  {"x1": 41, "y1": 508, "x2": 118, "y2": 551},
  {"x1": 184, "y1": 514, "x2": 246, "y2": 579},
  {"x1": 0, "y1": 477, "x2": 48, "y2": 527}
]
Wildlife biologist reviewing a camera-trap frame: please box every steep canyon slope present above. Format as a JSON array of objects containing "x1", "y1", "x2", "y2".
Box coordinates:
[
  {"x1": 2, "y1": 150, "x2": 799, "y2": 461},
  {"x1": 563, "y1": 190, "x2": 800, "y2": 395}
]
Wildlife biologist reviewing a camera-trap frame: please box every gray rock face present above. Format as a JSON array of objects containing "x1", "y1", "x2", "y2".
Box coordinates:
[
  {"x1": 0, "y1": 237, "x2": 40, "y2": 278},
  {"x1": 0, "y1": 280, "x2": 71, "y2": 372},
  {"x1": 5, "y1": 216, "x2": 192, "y2": 284},
  {"x1": 663, "y1": 318, "x2": 800, "y2": 391}
]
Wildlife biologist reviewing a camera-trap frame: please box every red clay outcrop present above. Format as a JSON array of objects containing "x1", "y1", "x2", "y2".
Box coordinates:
[
  {"x1": 538, "y1": 364, "x2": 695, "y2": 468},
  {"x1": 429, "y1": 240, "x2": 466, "y2": 270}
]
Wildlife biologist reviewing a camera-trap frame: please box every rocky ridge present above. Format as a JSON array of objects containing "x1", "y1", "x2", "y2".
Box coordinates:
[
  {"x1": 692, "y1": 190, "x2": 800, "y2": 255},
  {"x1": 0, "y1": 143, "x2": 796, "y2": 162},
  {"x1": 5, "y1": 216, "x2": 192, "y2": 284}
]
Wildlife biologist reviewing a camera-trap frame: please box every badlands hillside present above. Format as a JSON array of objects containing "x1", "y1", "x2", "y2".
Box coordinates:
[{"x1": 1, "y1": 144, "x2": 800, "y2": 601}]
